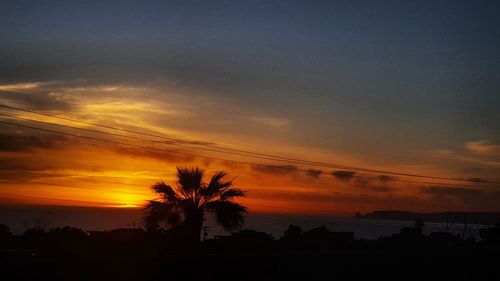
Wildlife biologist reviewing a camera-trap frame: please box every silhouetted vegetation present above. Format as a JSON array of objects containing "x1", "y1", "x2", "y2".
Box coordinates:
[
  {"x1": 0, "y1": 224, "x2": 11, "y2": 238},
  {"x1": 1, "y1": 170, "x2": 499, "y2": 279},
  {"x1": 1, "y1": 219, "x2": 499, "y2": 255},
  {"x1": 361, "y1": 210, "x2": 500, "y2": 225},
  {"x1": 479, "y1": 220, "x2": 500, "y2": 245},
  {"x1": 1, "y1": 169, "x2": 499, "y2": 280},
  {"x1": 143, "y1": 167, "x2": 247, "y2": 245},
  {"x1": 1, "y1": 218, "x2": 500, "y2": 280}
]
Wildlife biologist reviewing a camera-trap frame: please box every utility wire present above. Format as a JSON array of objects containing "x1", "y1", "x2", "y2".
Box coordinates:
[
  {"x1": 0, "y1": 104, "x2": 318, "y2": 161},
  {"x1": 0, "y1": 177, "x2": 147, "y2": 195},
  {"x1": 1, "y1": 104, "x2": 498, "y2": 184},
  {"x1": 0, "y1": 190, "x2": 106, "y2": 206},
  {"x1": 0, "y1": 119, "x2": 499, "y2": 189},
  {"x1": 0, "y1": 169, "x2": 149, "y2": 188},
  {"x1": 0, "y1": 112, "x2": 357, "y2": 168},
  {"x1": 0, "y1": 104, "x2": 363, "y2": 169},
  {"x1": 0, "y1": 119, "x2": 348, "y2": 177}
]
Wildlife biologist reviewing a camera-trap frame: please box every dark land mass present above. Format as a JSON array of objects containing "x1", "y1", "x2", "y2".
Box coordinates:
[
  {"x1": 2, "y1": 247, "x2": 500, "y2": 281},
  {"x1": 1, "y1": 221, "x2": 500, "y2": 280},
  {"x1": 359, "y1": 210, "x2": 500, "y2": 225}
]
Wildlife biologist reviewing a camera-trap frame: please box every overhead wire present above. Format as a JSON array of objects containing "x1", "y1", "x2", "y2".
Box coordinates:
[
  {"x1": 1, "y1": 103, "x2": 499, "y2": 185},
  {"x1": 0, "y1": 119, "x2": 499, "y2": 190}
]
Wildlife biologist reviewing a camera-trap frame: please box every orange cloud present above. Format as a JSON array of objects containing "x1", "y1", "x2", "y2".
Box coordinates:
[
  {"x1": 466, "y1": 140, "x2": 500, "y2": 156},
  {"x1": 1, "y1": 81, "x2": 499, "y2": 214}
]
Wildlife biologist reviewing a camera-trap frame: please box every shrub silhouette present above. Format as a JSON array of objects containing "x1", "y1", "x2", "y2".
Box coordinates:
[
  {"x1": 0, "y1": 224, "x2": 11, "y2": 238},
  {"x1": 479, "y1": 221, "x2": 500, "y2": 245}
]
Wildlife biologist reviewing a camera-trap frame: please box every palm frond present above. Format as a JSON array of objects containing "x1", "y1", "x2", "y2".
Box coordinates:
[
  {"x1": 144, "y1": 166, "x2": 248, "y2": 236},
  {"x1": 206, "y1": 200, "x2": 247, "y2": 231},
  {"x1": 177, "y1": 166, "x2": 204, "y2": 196},
  {"x1": 220, "y1": 188, "x2": 246, "y2": 201},
  {"x1": 203, "y1": 171, "x2": 233, "y2": 197},
  {"x1": 143, "y1": 200, "x2": 174, "y2": 227},
  {"x1": 151, "y1": 181, "x2": 180, "y2": 202}
]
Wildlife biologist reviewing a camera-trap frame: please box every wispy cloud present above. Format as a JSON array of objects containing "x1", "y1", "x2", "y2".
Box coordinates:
[
  {"x1": 466, "y1": 140, "x2": 500, "y2": 156},
  {"x1": 421, "y1": 186, "x2": 483, "y2": 199},
  {"x1": 378, "y1": 175, "x2": 395, "y2": 183},
  {"x1": 251, "y1": 164, "x2": 297, "y2": 175},
  {"x1": 248, "y1": 116, "x2": 290, "y2": 128},
  {"x1": 331, "y1": 170, "x2": 356, "y2": 181},
  {"x1": 306, "y1": 169, "x2": 323, "y2": 178},
  {"x1": 0, "y1": 88, "x2": 74, "y2": 111},
  {"x1": 0, "y1": 132, "x2": 67, "y2": 152},
  {"x1": 435, "y1": 149, "x2": 500, "y2": 167},
  {"x1": 0, "y1": 82, "x2": 44, "y2": 91},
  {"x1": 353, "y1": 177, "x2": 394, "y2": 192}
]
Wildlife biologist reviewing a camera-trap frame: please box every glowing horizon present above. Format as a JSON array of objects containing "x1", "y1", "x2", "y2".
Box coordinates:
[
  {"x1": 1, "y1": 82, "x2": 499, "y2": 213},
  {"x1": 1, "y1": 1, "x2": 500, "y2": 214}
]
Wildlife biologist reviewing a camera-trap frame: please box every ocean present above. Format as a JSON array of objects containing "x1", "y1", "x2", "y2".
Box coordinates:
[{"x1": 0, "y1": 205, "x2": 485, "y2": 239}]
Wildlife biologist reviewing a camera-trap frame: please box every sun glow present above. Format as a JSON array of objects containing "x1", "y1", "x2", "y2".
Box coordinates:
[
  {"x1": 108, "y1": 192, "x2": 148, "y2": 208},
  {"x1": 115, "y1": 204, "x2": 139, "y2": 208}
]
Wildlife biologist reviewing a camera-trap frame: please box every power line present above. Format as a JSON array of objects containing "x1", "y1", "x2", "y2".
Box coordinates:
[
  {"x1": 0, "y1": 103, "x2": 318, "y2": 162},
  {"x1": 1, "y1": 103, "x2": 498, "y2": 185},
  {"x1": 0, "y1": 119, "x2": 499, "y2": 190},
  {"x1": 0, "y1": 119, "x2": 340, "y2": 176},
  {"x1": 350, "y1": 175, "x2": 499, "y2": 189},
  {"x1": 0, "y1": 112, "x2": 357, "y2": 168},
  {"x1": 0, "y1": 184, "x2": 135, "y2": 207},
  {"x1": 0, "y1": 190, "x2": 108, "y2": 206},
  {"x1": 0, "y1": 104, "x2": 363, "y2": 169},
  {"x1": 0, "y1": 169, "x2": 149, "y2": 188},
  {"x1": 0, "y1": 178, "x2": 147, "y2": 195}
]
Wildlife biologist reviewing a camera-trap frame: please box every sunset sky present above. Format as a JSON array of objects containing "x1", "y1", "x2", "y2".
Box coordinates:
[{"x1": 1, "y1": 1, "x2": 500, "y2": 214}]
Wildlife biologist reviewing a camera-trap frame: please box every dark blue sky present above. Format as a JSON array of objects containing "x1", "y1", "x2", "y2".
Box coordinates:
[{"x1": 1, "y1": 0, "x2": 500, "y2": 177}]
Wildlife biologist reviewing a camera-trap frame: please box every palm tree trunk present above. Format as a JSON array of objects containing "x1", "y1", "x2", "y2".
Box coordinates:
[{"x1": 184, "y1": 209, "x2": 204, "y2": 243}]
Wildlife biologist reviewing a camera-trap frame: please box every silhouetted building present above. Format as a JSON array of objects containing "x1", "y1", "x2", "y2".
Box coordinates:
[
  {"x1": 302, "y1": 226, "x2": 354, "y2": 250},
  {"x1": 207, "y1": 229, "x2": 274, "y2": 252}
]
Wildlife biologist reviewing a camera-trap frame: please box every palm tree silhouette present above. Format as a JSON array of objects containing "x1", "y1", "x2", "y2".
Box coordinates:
[{"x1": 144, "y1": 167, "x2": 247, "y2": 242}]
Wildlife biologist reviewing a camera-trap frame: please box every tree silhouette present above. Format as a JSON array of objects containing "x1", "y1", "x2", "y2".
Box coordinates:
[{"x1": 144, "y1": 167, "x2": 247, "y2": 242}]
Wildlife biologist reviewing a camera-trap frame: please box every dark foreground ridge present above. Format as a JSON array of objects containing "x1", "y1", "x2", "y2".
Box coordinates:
[
  {"x1": 360, "y1": 210, "x2": 500, "y2": 225},
  {"x1": 1, "y1": 221, "x2": 500, "y2": 280}
]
